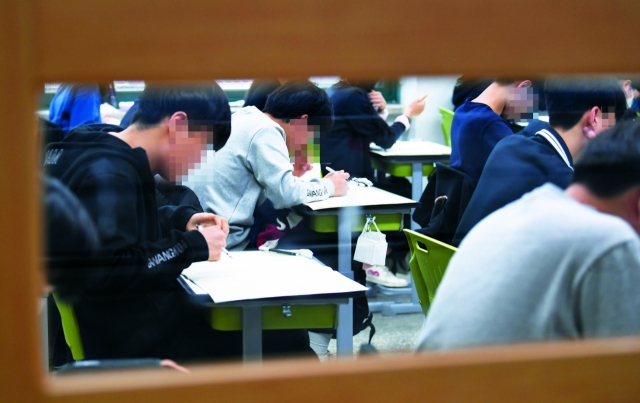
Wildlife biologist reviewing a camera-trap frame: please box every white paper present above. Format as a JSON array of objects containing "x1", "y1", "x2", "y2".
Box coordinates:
[
  {"x1": 303, "y1": 183, "x2": 416, "y2": 211},
  {"x1": 370, "y1": 140, "x2": 451, "y2": 157},
  {"x1": 182, "y1": 251, "x2": 367, "y2": 303}
]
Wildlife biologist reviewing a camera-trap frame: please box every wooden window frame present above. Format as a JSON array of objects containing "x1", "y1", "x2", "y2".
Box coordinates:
[{"x1": 2, "y1": 1, "x2": 640, "y2": 402}]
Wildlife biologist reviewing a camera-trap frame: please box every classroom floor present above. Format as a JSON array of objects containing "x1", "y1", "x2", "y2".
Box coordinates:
[{"x1": 327, "y1": 292, "x2": 425, "y2": 358}]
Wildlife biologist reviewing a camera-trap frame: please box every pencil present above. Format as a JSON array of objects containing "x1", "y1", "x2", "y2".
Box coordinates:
[{"x1": 420, "y1": 94, "x2": 429, "y2": 101}]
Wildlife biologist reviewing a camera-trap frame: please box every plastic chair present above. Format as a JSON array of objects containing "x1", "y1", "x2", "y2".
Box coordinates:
[
  {"x1": 52, "y1": 293, "x2": 85, "y2": 361},
  {"x1": 437, "y1": 107, "x2": 454, "y2": 147},
  {"x1": 403, "y1": 229, "x2": 457, "y2": 314}
]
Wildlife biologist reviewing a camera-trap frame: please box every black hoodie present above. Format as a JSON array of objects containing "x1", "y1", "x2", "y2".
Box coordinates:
[{"x1": 43, "y1": 124, "x2": 210, "y2": 360}]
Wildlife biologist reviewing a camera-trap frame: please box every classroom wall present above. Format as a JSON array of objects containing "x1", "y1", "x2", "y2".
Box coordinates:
[{"x1": 399, "y1": 75, "x2": 459, "y2": 144}]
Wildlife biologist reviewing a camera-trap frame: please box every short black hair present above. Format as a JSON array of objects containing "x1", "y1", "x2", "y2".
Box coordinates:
[
  {"x1": 131, "y1": 83, "x2": 231, "y2": 151},
  {"x1": 571, "y1": 120, "x2": 640, "y2": 198},
  {"x1": 263, "y1": 80, "x2": 334, "y2": 135},
  {"x1": 545, "y1": 77, "x2": 627, "y2": 130}
]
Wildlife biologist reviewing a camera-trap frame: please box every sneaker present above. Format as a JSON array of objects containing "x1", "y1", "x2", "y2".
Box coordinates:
[{"x1": 365, "y1": 265, "x2": 409, "y2": 288}]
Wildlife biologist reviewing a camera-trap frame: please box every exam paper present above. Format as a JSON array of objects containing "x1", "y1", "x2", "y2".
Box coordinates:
[
  {"x1": 303, "y1": 183, "x2": 416, "y2": 211},
  {"x1": 370, "y1": 140, "x2": 451, "y2": 156},
  {"x1": 182, "y1": 251, "x2": 367, "y2": 303}
]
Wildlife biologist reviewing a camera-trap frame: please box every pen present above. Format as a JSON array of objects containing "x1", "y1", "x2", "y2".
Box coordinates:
[
  {"x1": 420, "y1": 94, "x2": 429, "y2": 101},
  {"x1": 325, "y1": 166, "x2": 336, "y2": 174},
  {"x1": 195, "y1": 224, "x2": 233, "y2": 259}
]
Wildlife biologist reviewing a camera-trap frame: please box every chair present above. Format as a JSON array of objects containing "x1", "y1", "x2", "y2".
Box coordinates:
[
  {"x1": 52, "y1": 293, "x2": 85, "y2": 361},
  {"x1": 403, "y1": 229, "x2": 457, "y2": 314},
  {"x1": 437, "y1": 107, "x2": 454, "y2": 147}
]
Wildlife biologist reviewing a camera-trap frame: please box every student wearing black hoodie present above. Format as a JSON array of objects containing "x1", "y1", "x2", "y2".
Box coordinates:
[{"x1": 44, "y1": 84, "x2": 312, "y2": 362}]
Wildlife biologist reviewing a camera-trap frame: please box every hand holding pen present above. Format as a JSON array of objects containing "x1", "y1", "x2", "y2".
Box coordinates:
[
  {"x1": 324, "y1": 167, "x2": 350, "y2": 196},
  {"x1": 195, "y1": 224, "x2": 233, "y2": 260}
]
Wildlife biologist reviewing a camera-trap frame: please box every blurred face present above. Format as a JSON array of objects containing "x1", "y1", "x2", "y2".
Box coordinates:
[
  {"x1": 505, "y1": 81, "x2": 535, "y2": 119},
  {"x1": 584, "y1": 107, "x2": 617, "y2": 140},
  {"x1": 168, "y1": 120, "x2": 213, "y2": 182},
  {"x1": 286, "y1": 117, "x2": 320, "y2": 168}
]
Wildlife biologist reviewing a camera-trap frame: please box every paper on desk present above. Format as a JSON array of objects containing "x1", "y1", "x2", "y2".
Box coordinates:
[
  {"x1": 370, "y1": 141, "x2": 451, "y2": 156},
  {"x1": 181, "y1": 251, "x2": 367, "y2": 303},
  {"x1": 304, "y1": 183, "x2": 416, "y2": 210}
]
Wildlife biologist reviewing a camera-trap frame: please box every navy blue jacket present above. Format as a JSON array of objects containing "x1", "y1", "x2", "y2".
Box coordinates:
[
  {"x1": 450, "y1": 100, "x2": 513, "y2": 186},
  {"x1": 322, "y1": 82, "x2": 407, "y2": 180},
  {"x1": 452, "y1": 127, "x2": 573, "y2": 246}
]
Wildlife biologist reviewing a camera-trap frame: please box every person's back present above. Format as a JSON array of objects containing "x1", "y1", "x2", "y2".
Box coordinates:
[
  {"x1": 418, "y1": 120, "x2": 640, "y2": 351},
  {"x1": 323, "y1": 80, "x2": 423, "y2": 180},
  {"x1": 48, "y1": 83, "x2": 103, "y2": 137},
  {"x1": 419, "y1": 184, "x2": 640, "y2": 350},
  {"x1": 452, "y1": 78, "x2": 627, "y2": 246}
]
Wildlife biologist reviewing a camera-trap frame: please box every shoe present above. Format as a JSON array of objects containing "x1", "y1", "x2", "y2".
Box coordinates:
[
  {"x1": 365, "y1": 265, "x2": 409, "y2": 288},
  {"x1": 395, "y1": 270, "x2": 412, "y2": 282}
]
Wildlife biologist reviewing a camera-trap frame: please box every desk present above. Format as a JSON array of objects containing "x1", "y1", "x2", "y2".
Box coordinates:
[
  {"x1": 180, "y1": 252, "x2": 366, "y2": 361},
  {"x1": 370, "y1": 141, "x2": 451, "y2": 230},
  {"x1": 297, "y1": 184, "x2": 417, "y2": 354}
]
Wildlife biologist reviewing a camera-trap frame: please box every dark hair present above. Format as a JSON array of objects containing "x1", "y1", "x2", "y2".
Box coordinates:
[
  {"x1": 244, "y1": 79, "x2": 281, "y2": 110},
  {"x1": 131, "y1": 83, "x2": 231, "y2": 151},
  {"x1": 545, "y1": 77, "x2": 627, "y2": 130},
  {"x1": 263, "y1": 80, "x2": 334, "y2": 135},
  {"x1": 571, "y1": 120, "x2": 640, "y2": 197}
]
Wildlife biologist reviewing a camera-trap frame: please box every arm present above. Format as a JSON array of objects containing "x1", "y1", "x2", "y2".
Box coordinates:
[
  {"x1": 344, "y1": 92, "x2": 407, "y2": 149},
  {"x1": 577, "y1": 240, "x2": 640, "y2": 338},
  {"x1": 248, "y1": 127, "x2": 337, "y2": 209},
  {"x1": 77, "y1": 170, "x2": 209, "y2": 293},
  {"x1": 69, "y1": 84, "x2": 102, "y2": 129},
  {"x1": 482, "y1": 120, "x2": 513, "y2": 159}
]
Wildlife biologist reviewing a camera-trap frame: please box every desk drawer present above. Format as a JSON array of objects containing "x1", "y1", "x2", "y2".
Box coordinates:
[
  {"x1": 308, "y1": 213, "x2": 403, "y2": 233},
  {"x1": 209, "y1": 304, "x2": 337, "y2": 331}
]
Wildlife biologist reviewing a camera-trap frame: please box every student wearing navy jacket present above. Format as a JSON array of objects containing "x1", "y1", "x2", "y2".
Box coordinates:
[
  {"x1": 449, "y1": 78, "x2": 533, "y2": 186},
  {"x1": 452, "y1": 78, "x2": 627, "y2": 246},
  {"x1": 322, "y1": 79, "x2": 425, "y2": 181}
]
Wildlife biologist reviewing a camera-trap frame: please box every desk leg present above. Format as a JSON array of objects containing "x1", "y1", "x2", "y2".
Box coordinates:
[
  {"x1": 411, "y1": 162, "x2": 422, "y2": 230},
  {"x1": 242, "y1": 306, "x2": 262, "y2": 362},
  {"x1": 337, "y1": 208, "x2": 354, "y2": 357},
  {"x1": 41, "y1": 295, "x2": 49, "y2": 373}
]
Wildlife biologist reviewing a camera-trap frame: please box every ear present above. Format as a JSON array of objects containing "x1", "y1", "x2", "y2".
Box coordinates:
[
  {"x1": 300, "y1": 113, "x2": 309, "y2": 119},
  {"x1": 517, "y1": 80, "x2": 532, "y2": 88},
  {"x1": 169, "y1": 111, "x2": 187, "y2": 123},
  {"x1": 582, "y1": 106, "x2": 600, "y2": 139}
]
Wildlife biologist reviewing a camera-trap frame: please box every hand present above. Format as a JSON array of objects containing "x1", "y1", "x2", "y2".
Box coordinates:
[
  {"x1": 369, "y1": 90, "x2": 387, "y2": 112},
  {"x1": 403, "y1": 98, "x2": 426, "y2": 118},
  {"x1": 198, "y1": 225, "x2": 226, "y2": 261},
  {"x1": 160, "y1": 359, "x2": 190, "y2": 374},
  {"x1": 326, "y1": 170, "x2": 350, "y2": 197},
  {"x1": 187, "y1": 212, "x2": 229, "y2": 236},
  {"x1": 292, "y1": 163, "x2": 313, "y2": 177}
]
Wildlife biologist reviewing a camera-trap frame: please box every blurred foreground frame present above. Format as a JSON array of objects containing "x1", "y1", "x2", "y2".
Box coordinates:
[{"x1": 2, "y1": 0, "x2": 640, "y2": 403}]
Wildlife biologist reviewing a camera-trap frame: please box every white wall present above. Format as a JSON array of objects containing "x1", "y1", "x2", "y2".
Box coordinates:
[{"x1": 398, "y1": 75, "x2": 459, "y2": 144}]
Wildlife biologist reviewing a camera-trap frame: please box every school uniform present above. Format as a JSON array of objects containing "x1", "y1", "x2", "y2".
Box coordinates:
[{"x1": 452, "y1": 127, "x2": 573, "y2": 246}]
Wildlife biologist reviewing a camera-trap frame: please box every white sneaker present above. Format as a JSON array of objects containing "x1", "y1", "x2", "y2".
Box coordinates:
[{"x1": 365, "y1": 265, "x2": 409, "y2": 288}]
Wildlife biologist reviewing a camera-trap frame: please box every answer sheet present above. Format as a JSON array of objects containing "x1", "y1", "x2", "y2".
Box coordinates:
[
  {"x1": 181, "y1": 251, "x2": 367, "y2": 303},
  {"x1": 303, "y1": 182, "x2": 416, "y2": 210}
]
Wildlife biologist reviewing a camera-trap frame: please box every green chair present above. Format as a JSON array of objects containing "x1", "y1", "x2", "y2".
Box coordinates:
[
  {"x1": 403, "y1": 229, "x2": 457, "y2": 314},
  {"x1": 52, "y1": 293, "x2": 85, "y2": 360},
  {"x1": 437, "y1": 107, "x2": 454, "y2": 147}
]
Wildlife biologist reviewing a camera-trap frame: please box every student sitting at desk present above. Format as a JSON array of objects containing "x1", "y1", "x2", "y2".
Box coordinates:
[
  {"x1": 322, "y1": 78, "x2": 425, "y2": 182},
  {"x1": 185, "y1": 80, "x2": 349, "y2": 251},
  {"x1": 44, "y1": 84, "x2": 313, "y2": 362},
  {"x1": 452, "y1": 77, "x2": 626, "y2": 246},
  {"x1": 417, "y1": 120, "x2": 640, "y2": 351},
  {"x1": 450, "y1": 77, "x2": 532, "y2": 186}
]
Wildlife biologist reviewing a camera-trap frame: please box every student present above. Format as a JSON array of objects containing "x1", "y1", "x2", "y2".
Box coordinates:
[
  {"x1": 48, "y1": 83, "x2": 105, "y2": 136},
  {"x1": 449, "y1": 78, "x2": 532, "y2": 186},
  {"x1": 452, "y1": 78, "x2": 626, "y2": 246},
  {"x1": 44, "y1": 84, "x2": 312, "y2": 361},
  {"x1": 244, "y1": 79, "x2": 282, "y2": 110},
  {"x1": 417, "y1": 120, "x2": 640, "y2": 351},
  {"x1": 322, "y1": 78, "x2": 425, "y2": 181},
  {"x1": 186, "y1": 80, "x2": 349, "y2": 251}
]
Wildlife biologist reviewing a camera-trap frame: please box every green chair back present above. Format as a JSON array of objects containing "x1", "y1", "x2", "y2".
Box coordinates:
[
  {"x1": 437, "y1": 107, "x2": 454, "y2": 147},
  {"x1": 52, "y1": 293, "x2": 85, "y2": 360},
  {"x1": 403, "y1": 229, "x2": 457, "y2": 314}
]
